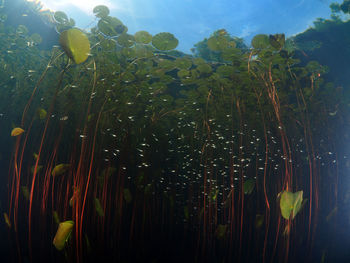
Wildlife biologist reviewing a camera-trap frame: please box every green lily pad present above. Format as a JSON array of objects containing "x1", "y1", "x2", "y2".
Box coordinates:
[
  {"x1": 175, "y1": 57, "x2": 192, "y2": 70},
  {"x1": 177, "y1": 69, "x2": 190, "y2": 78},
  {"x1": 30, "y1": 33, "x2": 42, "y2": 44},
  {"x1": 269, "y1": 33, "x2": 285, "y2": 50},
  {"x1": 16, "y1": 25, "x2": 28, "y2": 35},
  {"x1": 216, "y1": 65, "x2": 234, "y2": 77},
  {"x1": 134, "y1": 31, "x2": 152, "y2": 44},
  {"x1": 117, "y1": 33, "x2": 135, "y2": 47},
  {"x1": 152, "y1": 32, "x2": 178, "y2": 51},
  {"x1": 251, "y1": 34, "x2": 270, "y2": 49},
  {"x1": 93, "y1": 5, "x2": 110, "y2": 18},
  {"x1": 54, "y1": 11, "x2": 69, "y2": 24},
  {"x1": 207, "y1": 35, "x2": 228, "y2": 51},
  {"x1": 279, "y1": 190, "x2": 303, "y2": 220},
  {"x1": 197, "y1": 63, "x2": 212, "y2": 74},
  {"x1": 98, "y1": 16, "x2": 126, "y2": 37}
]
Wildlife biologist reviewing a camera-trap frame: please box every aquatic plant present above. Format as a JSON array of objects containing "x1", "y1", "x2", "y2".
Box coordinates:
[{"x1": 0, "y1": 2, "x2": 345, "y2": 263}]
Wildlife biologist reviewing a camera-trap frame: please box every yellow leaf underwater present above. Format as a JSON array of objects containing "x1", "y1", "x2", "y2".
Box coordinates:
[
  {"x1": 36, "y1": 108, "x2": 47, "y2": 120},
  {"x1": 94, "y1": 198, "x2": 104, "y2": 217},
  {"x1": 3, "y1": 212, "x2": 11, "y2": 228},
  {"x1": 11, "y1": 127, "x2": 24, "y2": 136},
  {"x1": 53, "y1": 220, "x2": 74, "y2": 250},
  {"x1": 52, "y1": 164, "x2": 71, "y2": 176},
  {"x1": 279, "y1": 190, "x2": 303, "y2": 220},
  {"x1": 59, "y1": 28, "x2": 90, "y2": 64}
]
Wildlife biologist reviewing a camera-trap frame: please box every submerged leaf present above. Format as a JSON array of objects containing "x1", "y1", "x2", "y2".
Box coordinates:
[
  {"x1": 52, "y1": 164, "x2": 71, "y2": 177},
  {"x1": 279, "y1": 190, "x2": 303, "y2": 220},
  {"x1": 53, "y1": 220, "x2": 74, "y2": 250},
  {"x1": 11, "y1": 127, "x2": 24, "y2": 136},
  {"x1": 94, "y1": 198, "x2": 104, "y2": 217},
  {"x1": 243, "y1": 179, "x2": 255, "y2": 195},
  {"x1": 123, "y1": 188, "x2": 132, "y2": 204}
]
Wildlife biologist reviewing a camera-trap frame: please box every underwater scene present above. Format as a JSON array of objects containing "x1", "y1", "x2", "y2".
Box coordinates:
[{"x1": 1, "y1": 0, "x2": 350, "y2": 262}]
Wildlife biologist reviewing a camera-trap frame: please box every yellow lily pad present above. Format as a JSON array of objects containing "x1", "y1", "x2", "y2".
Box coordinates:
[{"x1": 59, "y1": 28, "x2": 90, "y2": 64}]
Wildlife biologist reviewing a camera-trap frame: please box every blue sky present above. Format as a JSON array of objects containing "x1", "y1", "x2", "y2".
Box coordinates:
[{"x1": 35, "y1": 0, "x2": 343, "y2": 53}]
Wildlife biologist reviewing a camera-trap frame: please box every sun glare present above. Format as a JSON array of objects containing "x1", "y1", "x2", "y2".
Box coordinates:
[{"x1": 32, "y1": 0, "x2": 117, "y2": 14}]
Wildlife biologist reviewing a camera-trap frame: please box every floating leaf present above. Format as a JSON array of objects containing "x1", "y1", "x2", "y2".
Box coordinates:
[
  {"x1": 16, "y1": 25, "x2": 28, "y2": 35},
  {"x1": 243, "y1": 179, "x2": 255, "y2": 195},
  {"x1": 53, "y1": 220, "x2": 74, "y2": 250},
  {"x1": 98, "y1": 16, "x2": 126, "y2": 37},
  {"x1": 207, "y1": 35, "x2": 228, "y2": 51},
  {"x1": 152, "y1": 32, "x2": 178, "y2": 51},
  {"x1": 52, "y1": 164, "x2": 70, "y2": 176},
  {"x1": 59, "y1": 28, "x2": 90, "y2": 64},
  {"x1": 30, "y1": 33, "x2": 42, "y2": 44},
  {"x1": 177, "y1": 69, "x2": 190, "y2": 78},
  {"x1": 93, "y1": 5, "x2": 109, "y2": 18},
  {"x1": 54, "y1": 11, "x2": 69, "y2": 24},
  {"x1": 269, "y1": 33, "x2": 285, "y2": 50},
  {"x1": 175, "y1": 57, "x2": 192, "y2": 70},
  {"x1": 134, "y1": 31, "x2": 152, "y2": 44},
  {"x1": 197, "y1": 63, "x2": 212, "y2": 74},
  {"x1": 251, "y1": 34, "x2": 270, "y2": 49},
  {"x1": 11, "y1": 127, "x2": 24, "y2": 136},
  {"x1": 279, "y1": 190, "x2": 303, "y2": 220},
  {"x1": 117, "y1": 33, "x2": 135, "y2": 47}
]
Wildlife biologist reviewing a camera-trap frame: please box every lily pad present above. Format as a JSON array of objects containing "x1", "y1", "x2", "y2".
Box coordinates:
[
  {"x1": 93, "y1": 5, "x2": 110, "y2": 18},
  {"x1": 152, "y1": 32, "x2": 178, "y2": 51},
  {"x1": 207, "y1": 35, "x2": 228, "y2": 51},
  {"x1": 98, "y1": 16, "x2": 126, "y2": 37},
  {"x1": 54, "y1": 11, "x2": 69, "y2": 24},
  {"x1": 30, "y1": 33, "x2": 42, "y2": 44},
  {"x1": 269, "y1": 34, "x2": 285, "y2": 50},
  {"x1": 134, "y1": 31, "x2": 152, "y2": 44},
  {"x1": 16, "y1": 25, "x2": 28, "y2": 35},
  {"x1": 59, "y1": 28, "x2": 90, "y2": 64},
  {"x1": 251, "y1": 34, "x2": 270, "y2": 49},
  {"x1": 175, "y1": 57, "x2": 192, "y2": 70},
  {"x1": 117, "y1": 33, "x2": 135, "y2": 47}
]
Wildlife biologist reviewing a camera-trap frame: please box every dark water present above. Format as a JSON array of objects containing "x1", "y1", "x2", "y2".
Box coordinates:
[{"x1": 1, "y1": 0, "x2": 350, "y2": 262}]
